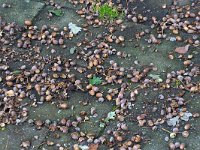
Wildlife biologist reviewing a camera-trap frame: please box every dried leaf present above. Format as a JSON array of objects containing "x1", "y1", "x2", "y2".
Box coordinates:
[
  {"x1": 167, "y1": 116, "x2": 179, "y2": 126},
  {"x1": 107, "y1": 111, "x2": 116, "y2": 120},
  {"x1": 175, "y1": 45, "x2": 190, "y2": 54},
  {"x1": 68, "y1": 22, "x2": 82, "y2": 34}
]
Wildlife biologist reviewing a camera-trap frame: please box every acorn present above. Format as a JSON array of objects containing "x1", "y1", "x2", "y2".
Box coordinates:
[
  {"x1": 183, "y1": 60, "x2": 191, "y2": 66},
  {"x1": 5, "y1": 90, "x2": 15, "y2": 97},
  {"x1": 169, "y1": 142, "x2": 175, "y2": 150},
  {"x1": 132, "y1": 16, "x2": 138, "y2": 23},
  {"x1": 172, "y1": 29, "x2": 179, "y2": 34},
  {"x1": 184, "y1": 124, "x2": 191, "y2": 130},
  {"x1": 180, "y1": 143, "x2": 185, "y2": 149},
  {"x1": 131, "y1": 135, "x2": 142, "y2": 143},
  {"x1": 182, "y1": 131, "x2": 189, "y2": 138},
  {"x1": 106, "y1": 94, "x2": 112, "y2": 101},
  {"x1": 59, "y1": 103, "x2": 68, "y2": 109},
  {"x1": 24, "y1": 20, "x2": 32, "y2": 26},
  {"x1": 118, "y1": 36, "x2": 125, "y2": 42},
  {"x1": 45, "y1": 95, "x2": 52, "y2": 101},
  {"x1": 21, "y1": 141, "x2": 31, "y2": 148},
  {"x1": 6, "y1": 75, "x2": 14, "y2": 81},
  {"x1": 116, "y1": 19, "x2": 123, "y2": 25},
  {"x1": 89, "y1": 90, "x2": 95, "y2": 96},
  {"x1": 96, "y1": 92, "x2": 103, "y2": 98},
  {"x1": 116, "y1": 136, "x2": 123, "y2": 141},
  {"x1": 86, "y1": 84, "x2": 92, "y2": 90}
]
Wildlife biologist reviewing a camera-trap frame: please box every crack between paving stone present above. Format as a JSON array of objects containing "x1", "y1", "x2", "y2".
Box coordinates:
[{"x1": 32, "y1": 3, "x2": 46, "y2": 24}]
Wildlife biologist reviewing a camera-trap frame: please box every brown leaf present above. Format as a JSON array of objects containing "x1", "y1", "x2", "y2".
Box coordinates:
[
  {"x1": 89, "y1": 144, "x2": 99, "y2": 150},
  {"x1": 175, "y1": 45, "x2": 190, "y2": 54}
]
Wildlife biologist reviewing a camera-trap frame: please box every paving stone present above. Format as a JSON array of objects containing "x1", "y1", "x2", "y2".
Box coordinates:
[
  {"x1": 176, "y1": 0, "x2": 191, "y2": 6},
  {"x1": 33, "y1": 5, "x2": 85, "y2": 28},
  {"x1": 111, "y1": 37, "x2": 183, "y2": 74},
  {"x1": 0, "y1": 124, "x2": 48, "y2": 150},
  {"x1": 49, "y1": 0, "x2": 82, "y2": 9},
  {"x1": 0, "y1": 0, "x2": 44, "y2": 25},
  {"x1": 127, "y1": 0, "x2": 173, "y2": 21}
]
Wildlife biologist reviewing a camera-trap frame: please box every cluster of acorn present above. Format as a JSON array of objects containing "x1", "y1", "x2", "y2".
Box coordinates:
[
  {"x1": 17, "y1": 21, "x2": 79, "y2": 49},
  {"x1": 155, "y1": 1, "x2": 199, "y2": 45}
]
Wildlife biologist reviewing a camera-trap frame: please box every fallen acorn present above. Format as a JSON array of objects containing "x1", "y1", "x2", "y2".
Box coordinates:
[
  {"x1": 182, "y1": 131, "x2": 189, "y2": 138},
  {"x1": 45, "y1": 95, "x2": 52, "y2": 101},
  {"x1": 96, "y1": 92, "x2": 103, "y2": 98},
  {"x1": 5, "y1": 90, "x2": 15, "y2": 97},
  {"x1": 6, "y1": 75, "x2": 14, "y2": 81},
  {"x1": 131, "y1": 135, "x2": 142, "y2": 143},
  {"x1": 89, "y1": 90, "x2": 95, "y2": 96},
  {"x1": 169, "y1": 142, "x2": 175, "y2": 150},
  {"x1": 21, "y1": 141, "x2": 31, "y2": 148},
  {"x1": 106, "y1": 94, "x2": 112, "y2": 101},
  {"x1": 71, "y1": 132, "x2": 80, "y2": 140},
  {"x1": 184, "y1": 124, "x2": 191, "y2": 130},
  {"x1": 24, "y1": 20, "x2": 32, "y2": 26},
  {"x1": 118, "y1": 36, "x2": 125, "y2": 42},
  {"x1": 183, "y1": 60, "x2": 191, "y2": 66},
  {"x1": 180, "y1": 143, "x2": 186, "y2": 149},
  {"x1": 59, "y1": 103, "x2": 68, "y2": 109}
]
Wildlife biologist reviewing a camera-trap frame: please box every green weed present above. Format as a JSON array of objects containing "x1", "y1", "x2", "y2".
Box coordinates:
[
  {"x1": 89, "y1": 76, "x2": 102, "y2": 85},
  {"x1": 94, "y1": 3, "x2": 123, "y2": 21}
]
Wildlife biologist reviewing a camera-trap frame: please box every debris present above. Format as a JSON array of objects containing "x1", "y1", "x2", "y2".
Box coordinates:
[
  {"x1": 167, "y1": 116, "x2": 179, "y2": 126},
  {"x1": 68, "y1": 22, "x2": 82, "y2": 34},
  {"x1": 79, "y1": 145, "x2": 89, "y2": 150},
  {"x1": 69, "y1": 47, "x2": 76, "y2": 54},
  {"x1": 169, "y1": 37, "x2": 176, "y2": 42},
  {"x1": 180, "y1": 112, "x2": 193, "y2": 121},
  {"x1": 106, "y1": 111, "x2": 116, "y2": 120},
  {"x1": 175, "y1": 45, "x2": 190, "y2": 54},
  {"x1": 5, "y1": 90, "x2": 15, "y2": 97},
  {"x1": 149, "y1": 74, "x2": 163, "y2": 83}
]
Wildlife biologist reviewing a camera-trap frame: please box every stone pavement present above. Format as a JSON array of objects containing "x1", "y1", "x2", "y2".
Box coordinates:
[{"x1": 0, "y1": 0, "x2": 199, "y2": 149}]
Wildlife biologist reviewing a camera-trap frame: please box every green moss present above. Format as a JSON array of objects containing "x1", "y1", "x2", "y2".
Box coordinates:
[{"x1": 94, "y1": 3, "x2": 123, "y2": 21}]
